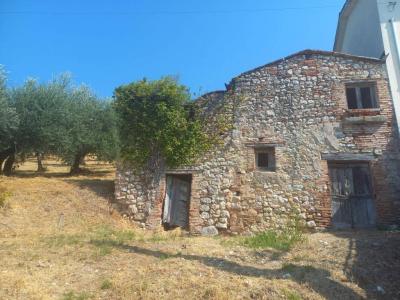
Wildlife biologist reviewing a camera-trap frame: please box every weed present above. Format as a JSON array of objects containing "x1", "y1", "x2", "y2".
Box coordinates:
[
  {"x1": 202, "y1": 287, "x2": 227, "y2": 299},
  {"x1": 242, "y1": 229, "x2": 302, "y2": 251},
  {"x1": 242, "y1": 215, "x2": 304, "y2": 251},
  {"x1": 45, "y1": 234, "x2": 84, "y2": 247},
  {"x1": 146, "y1": 227, "x2": 184, "y2": 242},
  {"x1": 0, "y1": 186, "x2": 11, "y2": 209},
  {"x1": 219, "y1": 237, "x2": 237, "y2": 247},
  {"x1": 62, "y1": 291, "x2": 91, "y2": 300},
  {"x1": 89, "y1": 225, "x2": 135, "y2": 256},
  {"x1": 148, "y1": 233, "x2": 167, "y2": 242},
  {"x1": 282, "y1": 289, "x2": 302, "y2": 300},
  {"x1": 100, "y1": 279, "x2": 113, "y2": 290},
  {"x1": 159, "y1": 253, "x2": 172, "y2": 260}
]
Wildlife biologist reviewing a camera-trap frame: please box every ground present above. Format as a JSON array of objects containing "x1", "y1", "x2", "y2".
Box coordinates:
[{"x1": 0, "y1": 159, "x2": 399, "y2": 300}]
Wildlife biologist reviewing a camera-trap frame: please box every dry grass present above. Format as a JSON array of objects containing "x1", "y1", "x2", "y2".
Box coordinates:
[{"x1": 0, "y1": 158, "x2": 399, "y2": 299}]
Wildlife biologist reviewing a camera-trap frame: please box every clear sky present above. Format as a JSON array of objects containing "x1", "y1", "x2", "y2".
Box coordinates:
[{"x1": 0, "y1": 0, "x2": 344, "y2": 98}]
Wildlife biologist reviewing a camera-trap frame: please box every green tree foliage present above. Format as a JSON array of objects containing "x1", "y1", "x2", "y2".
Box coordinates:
[
  {"x1": 9, "y1": 75, "x2": 72, "y2": 171},
  {"x1": 61, "y1": 86, "x2": 118, "y2": 174},
  {"x1": 113, "y1": 77, "x2": 211, "y2": 169},
  {"x1": 1, "y1": 71, "x2": 118, "y2": 175},
  {"x1": 0, "y1": 67, "x2": 19, "y2": 174}
]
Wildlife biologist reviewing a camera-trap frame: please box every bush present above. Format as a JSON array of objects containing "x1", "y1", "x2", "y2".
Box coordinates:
[{"x1": 113, "y1": 77, "x2": 214, "y2": 169}]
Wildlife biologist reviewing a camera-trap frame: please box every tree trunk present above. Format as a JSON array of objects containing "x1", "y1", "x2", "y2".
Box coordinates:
[
  {"x1": 0, "y1": 158, "x2": 4, "y2": 175},
  {"x1": 0, "y1": 148, "x2": 14, "y2": 175},
  {"x1": 70, "y1": 153, "x2": 85, "y2": 175},
  {"x1": 3, "y1": 154, "x2": 15, "y2": 176},
  {"x1": 36, "y1": 152, "x2": 45, "y2": 173}
]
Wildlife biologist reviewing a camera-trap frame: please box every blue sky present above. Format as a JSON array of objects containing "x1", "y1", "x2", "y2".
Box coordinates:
[{"x1": 0, "y1": 0, "x2": 344, "y2": 98}]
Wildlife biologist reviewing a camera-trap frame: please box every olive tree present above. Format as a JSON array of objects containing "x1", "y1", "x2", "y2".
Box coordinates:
[
  {"x1": 3, "y1": 73, "x2": 118, "y2": 175},
  {"x1": 61, "y1": 86, "x2": 118, "y2": 174},
  {"x1": 0, "y1": 67, "x2": 19, "y2": 174},
  {"x1": 8, "y1": 75, "x2": 72, "y2": 172}
]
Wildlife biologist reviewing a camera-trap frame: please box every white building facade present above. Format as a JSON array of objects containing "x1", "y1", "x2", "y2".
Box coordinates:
[{"x1": 334, "y1": 0, "x2": 400, "y2": 130}]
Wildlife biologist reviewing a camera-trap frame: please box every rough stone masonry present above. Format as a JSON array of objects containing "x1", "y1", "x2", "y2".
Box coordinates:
[{"x1": 114, "y1": 50, "x2": 400, "y2": 235}]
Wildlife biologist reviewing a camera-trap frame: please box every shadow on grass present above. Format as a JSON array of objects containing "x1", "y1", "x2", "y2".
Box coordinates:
[
  {"x1": 10, "y1": 169, "x2": 113, "y2": 179},
  {"x1": 65, "y1": 179, "x2": 115, "y2": 200},
  {"x1": 10, "y1": 170, "x2": 69, "y2": 178},
  {"x1": 331, "y1": 230, "x2": 400, "y2": 299},
  {"x1": 93, "y1": 242, "x2": 360, "y2": 300}
]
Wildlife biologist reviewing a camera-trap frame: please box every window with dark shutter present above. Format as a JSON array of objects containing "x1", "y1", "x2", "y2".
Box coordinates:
[
  {"x1": 346, "y1": 87, "x2": 358, "y2": 109},
  {"x1": 255, "y1": 147, "x2": 275, "y2": 171},
  {"x1": 257, "y1": 152, "x2": 269, "y2": 168},
  {"x1": 345, "y1": 83, "x2": 378, "y2": 109}
]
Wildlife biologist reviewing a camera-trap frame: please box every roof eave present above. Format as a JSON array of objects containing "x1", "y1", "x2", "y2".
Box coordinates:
[{"x1": 233, "y1": 49, "x2": 384, "y2": 80}]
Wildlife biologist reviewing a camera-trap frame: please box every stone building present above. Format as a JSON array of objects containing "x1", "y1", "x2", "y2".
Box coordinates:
[{"x1": 114, "y1": 50, "x2": 400, "y2": 235}]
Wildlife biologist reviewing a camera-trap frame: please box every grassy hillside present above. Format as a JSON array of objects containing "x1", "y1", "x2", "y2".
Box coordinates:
[{"x1": 0, "y1": 159, "x2": 399, "y2": 299}]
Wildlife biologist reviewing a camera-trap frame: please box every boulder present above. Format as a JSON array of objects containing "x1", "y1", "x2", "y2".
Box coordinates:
[{"x1": 201, "y1": 226, "x2": 219, "y2": 236}]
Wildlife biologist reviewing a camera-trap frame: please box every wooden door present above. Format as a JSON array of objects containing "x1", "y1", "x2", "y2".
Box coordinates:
[
  {"x1": 163, "y1": 175, "x2": 191, "y2": 228},
  {"x1": 329, "y1": 163, "x2": 375, "y2": 229},
  {"x1": 329, "y1": 166, "x2": 353, "y2": 228}
]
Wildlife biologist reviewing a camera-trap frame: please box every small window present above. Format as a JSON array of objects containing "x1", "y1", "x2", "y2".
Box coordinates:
[
  {"x1": 255, "y1": 147, "x2": 275, "y2": 171},
  {"x1": 346, "y1": 83, "x2": 378, "y2": 109}
]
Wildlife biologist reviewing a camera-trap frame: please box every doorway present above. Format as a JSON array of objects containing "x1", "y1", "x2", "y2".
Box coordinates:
[
  {"x1": 328, "y1": 162, "x2": 376, "y2": 229},
  {"x1": 163, "y1": 174, "x2": 192, "y2": 229}
]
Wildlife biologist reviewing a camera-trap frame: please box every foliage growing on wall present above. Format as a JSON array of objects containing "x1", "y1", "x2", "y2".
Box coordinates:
[{"x1": 113, "y1": 77, "x2": 222, "y2": 169}]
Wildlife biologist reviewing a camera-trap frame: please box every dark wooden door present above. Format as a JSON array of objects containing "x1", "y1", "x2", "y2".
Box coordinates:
[
  {"x1": 163, "y1": 175, "x2": 191, "y2": 228},
  {"x1": 329, "y1": 163, "x2": 376, "y2": 229}
]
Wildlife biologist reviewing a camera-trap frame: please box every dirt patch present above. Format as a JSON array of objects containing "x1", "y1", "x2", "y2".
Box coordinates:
[{"x1": 0, "y1": 159, "x2": 399, "y2": 299}]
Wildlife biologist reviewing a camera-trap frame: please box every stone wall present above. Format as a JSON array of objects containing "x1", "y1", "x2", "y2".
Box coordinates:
[{"x1": 114, "y1": 50, "x2": 400, "y2": 234}]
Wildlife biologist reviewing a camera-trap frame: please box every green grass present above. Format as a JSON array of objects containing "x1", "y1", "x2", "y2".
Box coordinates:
[
  {"x1": 100, "y1": 279, "x2": 113, "y2": 290},
  {"x1": 45, "y1": 234, "x2": 84, "y2": 247},
  {"x1": 158, "y1": 253, "x2": 173, "y2": 260},
  {"x1": 0, "y1": 187, "x2": 11, "y2": 209},
  {"x1": 282, "y1": 289, "x2": 302, "y2": 300},
  {"x1": 62, "y1": 291, "x2": 91, "y2": 300},
  {"x1": 242, "y1": 228, "x2": 303, "y2": 251},
  {"x1": 45, "y1": 225, "x2": 136, "y2": 256},
  {"x1": 146, "y1": 232, "x2": 182, "y2": 242},
  {"x1": 241, "y1": 216, "x2": 304, "y2": 251}
]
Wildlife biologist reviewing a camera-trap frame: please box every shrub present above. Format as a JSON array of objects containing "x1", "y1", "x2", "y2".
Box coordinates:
[{"x1": 113, "y1": 77, "x2": 218, "y2": 169}]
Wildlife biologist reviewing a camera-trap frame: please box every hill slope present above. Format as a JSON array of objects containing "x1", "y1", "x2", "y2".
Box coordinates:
[{"x1": 0, "y1": 160, "x2": 399, "y2": 299}]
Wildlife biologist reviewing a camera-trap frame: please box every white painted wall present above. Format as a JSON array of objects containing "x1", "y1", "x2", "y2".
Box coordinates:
[
  {"x1": 377, "y1": 1, "x2": 400, "y2": 129},
  {"x1": 335, "y1": 0, "x2": 400, "y2": 130},
  {"x1": 340, "y1": 0, "x2": 384, "y2": 58}
]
